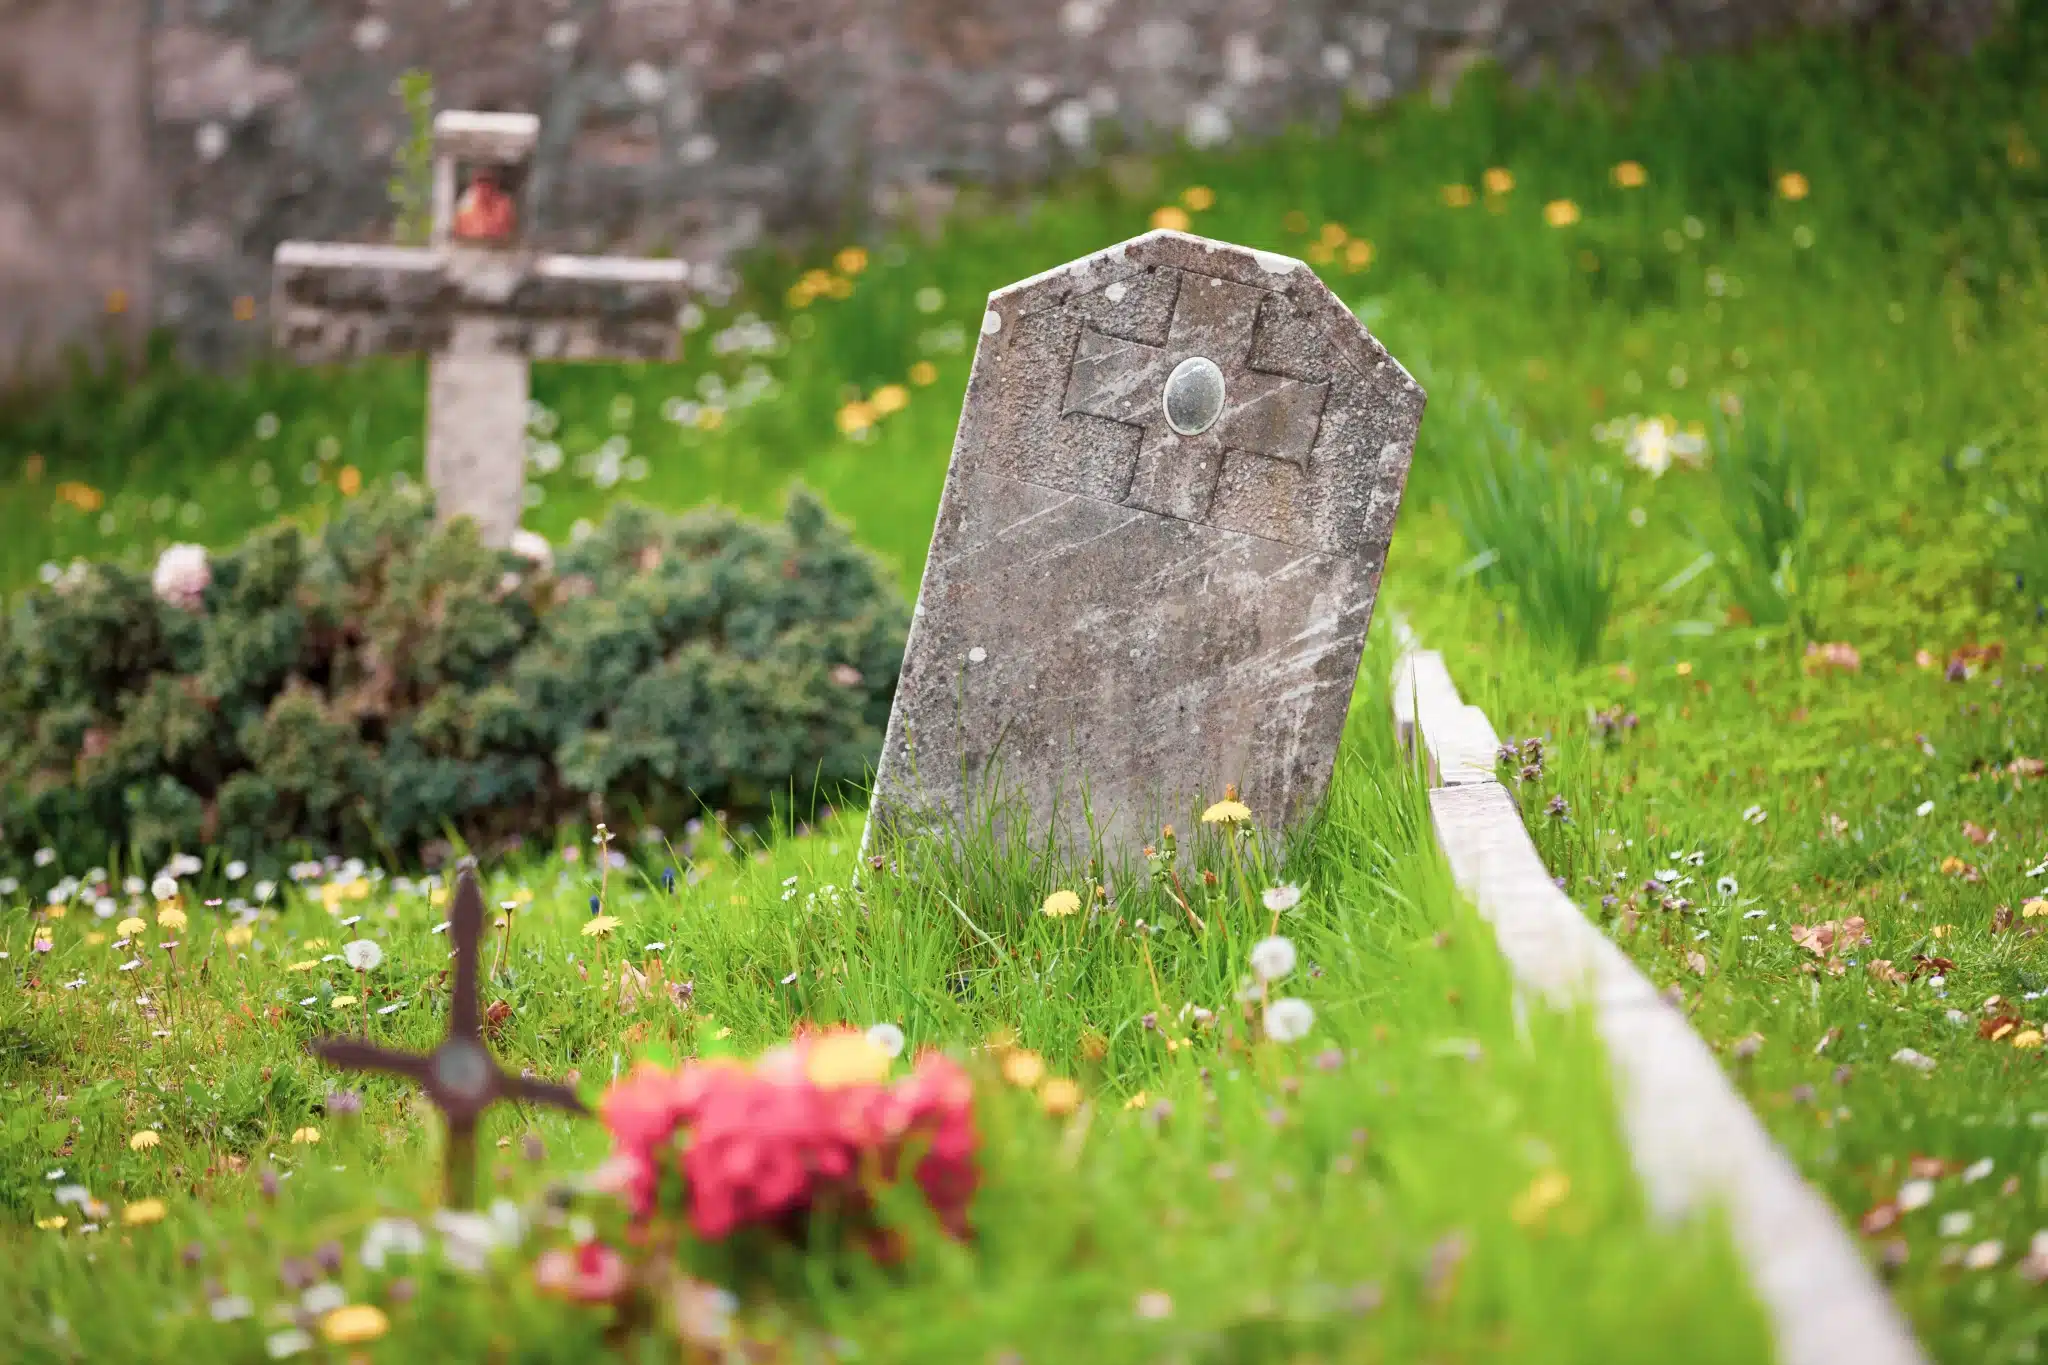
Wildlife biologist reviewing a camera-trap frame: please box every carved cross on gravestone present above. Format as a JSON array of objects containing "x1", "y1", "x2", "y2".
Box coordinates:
[
  {"x1": 308, "y1": 861, "x2": 584, "y2": 1208},
  {"x1": 270, "y1": 111, "x2": 690, "y2": 548},
  {"x1": 867, "y1": 230, "x2": 1426, "y2": 870}
]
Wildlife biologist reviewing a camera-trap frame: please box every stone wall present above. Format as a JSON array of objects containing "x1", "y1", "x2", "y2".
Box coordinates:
[{"x1": 0, "y1": 0, "x2": 2013, "y2": 381}]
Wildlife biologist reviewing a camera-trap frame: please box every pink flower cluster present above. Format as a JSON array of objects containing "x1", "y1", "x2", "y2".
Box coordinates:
[{"x1": 597, "y1": 1031, "x2": 978, "y2": 1248}]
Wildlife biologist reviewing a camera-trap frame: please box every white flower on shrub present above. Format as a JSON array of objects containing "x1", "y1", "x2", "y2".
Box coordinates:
[
  {"x1": 509, "y1": 529, "x2": 554, "y2": 573},
  {"x1": 151, "y1": 543, "x2": 211, "y2": 610}
]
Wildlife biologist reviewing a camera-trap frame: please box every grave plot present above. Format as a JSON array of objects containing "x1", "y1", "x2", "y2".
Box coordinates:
[{"x1": 0, "y1": 646, "x2": 1772, "y2": 1361}]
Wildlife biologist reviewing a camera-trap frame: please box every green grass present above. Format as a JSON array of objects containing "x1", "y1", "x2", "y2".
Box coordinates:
[
  {"x1": 0, "y1": 650, "x2": 1769, "y2": 1362},
  {"x1": 6, "y1": 4, "x2": 2048, "y2": 1360}
]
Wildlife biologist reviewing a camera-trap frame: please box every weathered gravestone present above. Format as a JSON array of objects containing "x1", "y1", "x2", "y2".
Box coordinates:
[
  {"x1": 868, "y1": 229, "x2": 1425, "y2": 868},
  {"x1": 270, "y1": 111, "x2": 690, "y2": 548}
]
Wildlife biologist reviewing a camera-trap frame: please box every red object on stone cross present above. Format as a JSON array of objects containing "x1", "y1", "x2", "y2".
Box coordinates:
[{"x1": 453, "y1": 171, "x2": 517, "y2": 242}]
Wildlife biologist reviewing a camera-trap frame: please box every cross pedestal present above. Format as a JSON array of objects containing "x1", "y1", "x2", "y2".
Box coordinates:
[
  {"x1": 270, "y1": 111, "x2": 690, "y2": 548},
  {"x1": 309, "y1": 860, "x2": 585, "y2": 1208}
]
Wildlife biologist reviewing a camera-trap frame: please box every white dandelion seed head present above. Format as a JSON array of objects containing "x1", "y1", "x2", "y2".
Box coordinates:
[
  {"x1": 1248, "y1": 935, "x2": 1298, "y2": 983},
  {"x1": 342, "y1": 939, "x2": 383, "y2": 972},
  {"x1": 865, "y1": 1022, "x2": 907, "y2": 1058},
  {"x1": 1261, "y1": 884, "x2": 1302, "y2": 914},
  {"x1": 1263, "y1": 997, "x2": 1315, "y2": 1043},
  {"x1": 150, "y1": 875, "x2": 179, "y2": 902},
  {"x1": 1715, "y1": 876, "x2": 1739, "y2": 898}
]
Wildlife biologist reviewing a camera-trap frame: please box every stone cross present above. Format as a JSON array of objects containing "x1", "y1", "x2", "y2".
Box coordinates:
[
  {"x1": 309, "y1": 861, "x2": 584, "y2": 1208},
  {"x1": 270, "y1": 111, "x2": 690, "y2": 548},
  {"x1": 867, "y1": 229, "x2": 1425, "y2": 870}
]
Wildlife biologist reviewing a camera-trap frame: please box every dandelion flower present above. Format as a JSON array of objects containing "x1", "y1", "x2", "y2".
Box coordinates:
[
  {"x1": 1261, "y1": 884, "x2": 1302, "y2": 914},
  {"x1": 1038, "y1": 1077, "x2": 1083, "y2": 1117},
  {"x1": 1180, "y1": 185, "x2": 1215, "y2": 211},
  {"x1": 581, "y1": 915, "x2": 620, "y2": 938},
  {"x1": 1249, "y1": 935, "x2": 1298, "y2": 983},
  {"x1": 1482, "y1": 167, "x2": 1514, "y2": 195},
  {"x1": 1441, "y1": 184, "x2": 1473, "y2": 208},
  {"x1": 909, "y1": 360, "x2": 938, "y2": 387},
  {"x1": 1544, "y1": 199, "x2": 1581, "y2": 228},
  {"x1": 1001, "y1": 1050, "x2": 1047, "y2": 1089},
  {"x1": 319, "y1": 1304, "x2": 389, "y2": 1345},
  {"x1": 122, "y1": 1198, "x2": 168, "y2": 1226},
  {"x1": 1777, "y1": 171, "x2": 1810, "y2": 201},
  {"x1": 129, "y1": 1130, "x2": 161, "y2": 1152},
  {"x1": 156, "y1": 907, "x2": 187, "y2": 932},
  {"x1": 865, "y1": 1022, "x2": 906, "y2": 1058},
  {"x1": 225, "y1": 924, "x2": 255, "y2": 947},
  {"x1": 342, "y1": 939, "x2": 382, "y2": 972},
  {"x1": 1612, "y1": 160, "x2": 1647, "y2": 188},
  {"x1": 330, "y1": 995, "x2": 358, "y2": 1010},
  {"x1": 1263, "y1": 997, "x2": 1315, "y2": 1044},
  {"x1": 292, "y1": 1126, "x2": 321, "y2": 1146},
  {"x1": 1201, "y1": 798, "x2": 1252, "y2": 825},
  {"x1": 116, "y1": 916, "x2": 147, "y2": 937},
  {"x1": 37, "y1": 1215, "x2": 67, "y2": 1230},
  {"x1": 1040, "y1": 889, "x2": 1082, "y2": 918},
  {"x1": 870, "y1": 384, "x2": 909, "y2": 416},
  {"x1": 804, "y1": 1033, "x2": 892, "y2": 1089},
  {"x1": 1150, "y1": 205, "x2": 1192, "y2": 232}
]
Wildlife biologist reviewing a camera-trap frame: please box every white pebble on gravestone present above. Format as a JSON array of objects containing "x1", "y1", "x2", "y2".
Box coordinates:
[{"x1": 867, "y1": 229, "x2": 1425, "y2": 871}]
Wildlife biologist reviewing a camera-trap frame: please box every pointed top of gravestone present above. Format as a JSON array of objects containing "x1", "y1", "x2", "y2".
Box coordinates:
[{"x1": 869, "y1": 228, "x2": 1426, "y2": 866}]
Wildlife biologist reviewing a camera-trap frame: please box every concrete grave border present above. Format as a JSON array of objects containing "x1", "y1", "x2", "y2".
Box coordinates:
[{"x1": 1390, "y1": 623, "x2": 1927, "y2": 1365}]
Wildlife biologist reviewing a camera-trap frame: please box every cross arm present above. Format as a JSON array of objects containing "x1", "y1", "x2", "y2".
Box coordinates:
[
  {"x1": 504, "y1": 1072, "x2": 589, "y2": 1115},
  {"x1": 309, "y1": 1037, "x2": 437, "y2": 1087}
]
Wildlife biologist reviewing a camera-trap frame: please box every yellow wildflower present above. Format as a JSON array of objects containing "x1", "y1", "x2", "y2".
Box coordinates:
[
  {"x1": 286, "y1": 960, "x2": 320, "y2": 972},
  {"x1": 1482, "y1": 167, "x2": 1514, "y2": 195},
  {"x1": 581, "y1": 915, "x2": 620, "y2": 939},
  {"x1": 1612, "y1": 160, "x2": 1648, "y2": 188},
  {"x1": 1039, "y1": 1077, "x2": 1083, "y2": 1117},
  {"x1": 225, "y1": 924, "x2": 255, "y2": 948},
  {"x1": 1149, "y1": 205, "x2": 1192, "y2": 232},
  {"x1": 116, "y1": 916, "x2": 147, "y2": 938},
  {"x1": 37, "y1": 1215, "x2": 67, "y2": 1230},
  {"x1": 129, "y1": 1130, "x2": 161, "y2": 1152},
  {"x1": 835, "y1": 246, "x2": 869, "y2": 276},
  {"x1": 805, "y1": 1033, "x2": 892, "y2": 1089},
  {"x1": 291, "y1": 1126, "x2": 321, "y2": 1145},
  {"x1": 45, "y1": 903, "x2": 67, "y2": 920},
  {"x1": 321, "y1": 1304, "x2": 390, "y2": 1345},
  {"x1": 1343, "y1": 239, "x2": 1374, "y2": 271},
  {"x1": 1040, "y1": 889, "x2": 1082, "y2": 918},
  {"x1": 2014, "y1": 1030, "x2": 2043, "y2": 1050},
  {"x1": 870, "y1": 384, "x2": 909, "y2": 416},
  {"x1": 908, "y1": 361, "x2": 938, "y2": 387},
  {"x1": 1544, "y1": 199, "x2": 1582, "y2": 228},
  {"x1": 1201, "y1": 799, "x2": 1252, "y2": 826},
  {"x1": 1441, "y1": 184, "x2": 1474, "y2": 208},
  {"x1": 836, "y1": 402, "x2": 877, "y2": 436},
  {"x1": 430, "y1": 887, "x2": 449, "y2": 907},
  {"x1": 1123, "y1": 1091, "x2": 1150, "y2": 1111},
  {"x1": 330, "y1": 995, "x2": 358, "y2": 1010},
  {"x1": 1180, "y1": 185, "x2": 1215, "y2": 212},
  {"x1": 338, "y1": 466, "x2": 362, "y2": 496},
  {"x1": 232, "y1": 295, "x2": 257, "y2": 322},
  {"x1": 2020, "y1": 898, "x2": 2046, "y2": 918},
  {"x1": 1777, "y1": 171, "x2": 1810, "y2": 201},
  {"x1": 1510, "y1": 1170, "x2": 1571, "y2": 1226},
  {"x1": 156, "y1": 907, "x2": 187, "y2": 932},
  {"x1": 1319, "y1": 222, "x2": 1347, "y2": 247},
  {"x1": 1001, "y1": 1050, "x2": 1047, "y2": 1089},
  {"x1": 696, "y1": 406, "x2": 725, "y2": 431},
  {"x1": 122, "y1": 1198, "x2": 167, "y2": 1226}
]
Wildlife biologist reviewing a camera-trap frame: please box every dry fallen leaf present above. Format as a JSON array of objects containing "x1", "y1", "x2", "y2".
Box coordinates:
[
  {"x1": 1866, "y1": 959, "x2": 1909, "y2": 985},
  {"x1": 1791, "y1": 917, "x2": 1870, "y2": 957},
  {"x1": 1962, "y1": 821, "x2": 1996, "y2": 846},
  {"x1": 1860, "y1": 1202, "x2": 1900, "y2": 1235},
  {"x1": 1908, "y1": 1155, "x2": 1950, "y2": 1179},
  {"x1": 1685, "y1": 951, "x2": 1709, "y2": 977}
]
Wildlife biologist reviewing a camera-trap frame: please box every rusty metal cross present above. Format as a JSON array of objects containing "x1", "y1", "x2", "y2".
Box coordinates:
[
  {"x1": 308, "y1": 860, "x2": 585, "y2": 1208},
  {"x1": 1062, "y1": 269, "x2": 1329, "y2": 524}
]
